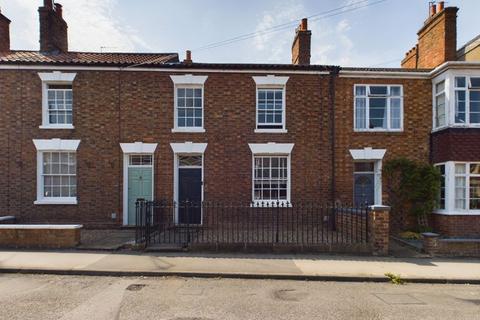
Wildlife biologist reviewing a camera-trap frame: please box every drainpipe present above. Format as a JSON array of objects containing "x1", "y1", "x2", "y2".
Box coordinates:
[{"x1": 329, "y1": 66, "x2": 340, "y2": 204}]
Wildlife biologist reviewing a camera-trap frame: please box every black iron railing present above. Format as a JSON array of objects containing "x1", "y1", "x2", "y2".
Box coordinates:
[{"x1": 135, "y1": 200, "x2": 369, "y2": 248}]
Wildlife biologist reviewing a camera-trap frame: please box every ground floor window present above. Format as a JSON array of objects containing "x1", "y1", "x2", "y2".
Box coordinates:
[
  {"x1": 253, "y1": 155, "x2": 289, "y2": 203},
  {"x1": 41, "y1": 151, "x2": 77, "y2": 198},
  {"x1": 435, "y1": 161, "x2": 480, "y2": 213}
]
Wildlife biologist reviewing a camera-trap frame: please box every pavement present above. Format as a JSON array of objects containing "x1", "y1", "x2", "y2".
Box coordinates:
[
  {"x1": 2, "y1": 274, "x2": 479, "y2": 320},
  {"x1": 0, "y1": 250, "x2": 479, "y2": 283}
]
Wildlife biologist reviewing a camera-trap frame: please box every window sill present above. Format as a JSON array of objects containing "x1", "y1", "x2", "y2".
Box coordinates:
[
  {"x1": 433, "y1": 210, "x2": 480, "y2": 216},
  {"x1": 254, "y1": 129, "x2": 288, "y2": 133},
  {"x1": 354, "y1": 129, "x2": 403, "y2": 133},
  {"x1": 34, "y1": 198, "x2": 78, "y2": 205},
  {"x1": 171, "y1": 128, "x2": 206, "y2": 133},
  {"x1": 432, "y1": 124, "x2": 480, "y2": 133},
  {"x1": 39, "y1": 124, "x2": 75, "y2": 130},
  {"x1": 251, "y1": 200, "x2": 292, "y2": 207}
]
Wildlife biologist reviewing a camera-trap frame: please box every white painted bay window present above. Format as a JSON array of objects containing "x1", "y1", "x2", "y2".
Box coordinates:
[
  {"x1": 435, "y1": 161, "x2": 480, "y2": 214},
  {"x1": 435, "y1": 80, "x2": 446, "y2": 128},
  {"x1": 454, "y1": 76, "x2": 480, "y2": 125},
  {"x1": 354, "y1": 85, "x2": 403, "y2": 131}
]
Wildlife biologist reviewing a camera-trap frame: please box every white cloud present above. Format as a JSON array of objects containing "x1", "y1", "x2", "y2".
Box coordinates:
[
  {"x1": 250, "y1": 1, "x2": 357, "y2": 65},
  {"x1": 1, "y1": 0, "x2": 149, "y2": 52}
]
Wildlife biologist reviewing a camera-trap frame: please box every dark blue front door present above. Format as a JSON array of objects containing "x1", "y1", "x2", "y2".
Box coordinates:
[
  {"x1": 354, "y1": 173, "x2": 375, "y2": 206},
  {"x1": 178, "y1": 168, "x2": 202, "y2": 224}
]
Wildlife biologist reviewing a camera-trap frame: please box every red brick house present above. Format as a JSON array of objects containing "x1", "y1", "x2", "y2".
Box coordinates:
[{"x1": 0, "y1": 1, "x2": 478, "y2": 238}]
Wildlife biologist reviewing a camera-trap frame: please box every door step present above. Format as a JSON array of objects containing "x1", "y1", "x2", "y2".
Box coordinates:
[{"x1": 145, "y1": 243, "x2": 186, "y2": 252}]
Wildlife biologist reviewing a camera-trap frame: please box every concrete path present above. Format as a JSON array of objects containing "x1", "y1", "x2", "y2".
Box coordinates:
[{"x1": 0, "y1": 250, "x2": 479, "y2": 283}]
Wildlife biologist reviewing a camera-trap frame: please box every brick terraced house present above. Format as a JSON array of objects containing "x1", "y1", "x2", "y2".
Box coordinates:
[{"x1": 0, "y1": 1, "x2": 479, "y2": 239}]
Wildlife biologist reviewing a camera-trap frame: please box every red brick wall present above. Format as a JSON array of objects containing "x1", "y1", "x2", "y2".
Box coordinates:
[
  {"x1": 433, "y1": 214, "x2": 480, "y2": 238},
  {"x1": 0, "y1": 69, "x2": 333, "y2": 227},
  {"x1": 0, "y1": 14, "x2": 10, "y2": 52},
  {"x1": 416, "y1": 7, "x2": 458, "y2": 69},
  {"x1": 334, "y1": 77, "x2": 432, "y2": 232},
  {"x1": 291, "y1": 30, "x2": 311, "y2": 65},
  {"x1": 431, "y1": 128, "x2": 480, "y2": 163}
]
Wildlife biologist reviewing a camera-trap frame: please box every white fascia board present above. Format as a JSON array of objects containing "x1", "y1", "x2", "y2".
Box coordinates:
[
  {"x1": 349, "y1": 147, "x2": 386, "y2": 160},
  {"x1": 252, "y1": 75, "x2": 289, "y2": 86},
  {"x1": 170, "y1": 74, "x2": 208, "y2": 85},
  {"x1": 170, "y1": 142, "x2": 208, "y2": 154},
  {"x1": 248, "y1": 143, "x2": 294, "y2": 154},
  {"x1": 120, "y1": 142, "x2": 158, "y2": 154},
  {"x1": 38, "y1": 71, "x2": 77, "y2": 82},
  {"x1": 33, "y1": 139, "x2": 81, "y2": 151}
]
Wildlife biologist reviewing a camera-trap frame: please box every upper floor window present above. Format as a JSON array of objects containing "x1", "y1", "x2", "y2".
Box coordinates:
[
  {"x1": 253, "y1": 75, "x2": 289, "y2": 133},
  {"x1": 47, "y1": 84, "x2": 73, "y2": 125},
  {"x1": 354, "y1": 85, "x2": 403, "y2": 131},
  {"x1": 435, "y1": 81, "x2": 446, "y2": 128},
  {"x1": 170, "y1": 74, "x2": 208, "y2": 133},
  {"x1": 257, "y1": 88, "x2": 285, "y2": 130},
  {"x1": 176, "y1": 87, "x2": 203, "y2": 129},
  {"x1": 454, "y1": 76, "x2": 480, "y2": 125},
  {"x1": 38, "y1": 72, "x2": 76, "y2": 129}
]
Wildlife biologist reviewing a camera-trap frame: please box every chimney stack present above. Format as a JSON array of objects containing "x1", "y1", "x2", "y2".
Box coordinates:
[
  {"x1": 291, "y1": 18, "x2": 311, "y2": 65},
  {"x1": 402, "y1": 3, "x2": 458, "y2": 69},
  {"x1": 39, "y1": 0, "x2": 68, "y2": 53},
  {"x1": 0, "y1": 8, "x2": 11, "y2": 52},
  {"x1": 184, "y1": 50, "x2": 192, "y2": 64}
]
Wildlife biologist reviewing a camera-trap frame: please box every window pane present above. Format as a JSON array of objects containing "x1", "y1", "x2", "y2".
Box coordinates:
[
  {"x1": 455, "y1": 77, "x2": 466, "y2": 88},
  {"x1": 369, "y1": 98, "x2": 387, "y2": 128},
  {"x1": 42, "y1": 152, "x2": 76, "y2": 199},
  {"x1": 470, "y1": 77, "x2": 480, "y2": 89},
  {"x1": 390, "y1": 86, "x2": 401, "y2": 96},
  {"x1": 469, "y1": 177, "x2": 480, "y2": 209},
  {"x1": 455, "y1": 164, "x2": 466, "y2": 174},
  {"x1": 355, "y1": 86, "x2": 366, "y2": 96},
  {"x1": 390, "y1": 98, "x2": 401, "y2": 129},
  {"x1": 436, "y1": 80, "x2": 445, "y2": 93},
  {"x1": 455, "y1": 176, "x2": 466, "y2": 209},
  {"x1": 354, "y1": 162, "x2": 374, "y2": 172},
  {"x1": 470, "y1": 163, "x2": 480, "y2": 174},
  {"x1": 355, "y1": 97, "x2": 366, "y2": 129},
  {"x1": 369, "y1": 86, "x2": 387, "y2": 95},
  {"x1": 436, "y1": 93, "x2": 446, "y2": 127},
  {"x1": 455, "y1": 91, "x2": 466, "y2": 124}
]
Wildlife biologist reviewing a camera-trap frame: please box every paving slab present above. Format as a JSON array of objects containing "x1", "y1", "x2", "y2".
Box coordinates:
[{"x1": 0, "y1": 250, "x2": 479, "y2": 283}]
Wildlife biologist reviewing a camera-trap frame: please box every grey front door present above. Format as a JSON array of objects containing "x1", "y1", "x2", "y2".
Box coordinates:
[
  {"x1": 354, "y1": 173, "x2": 375, "y2": 206},
  {"x1": 178, "y1": 168, "x2": 202, "y2": 224}
]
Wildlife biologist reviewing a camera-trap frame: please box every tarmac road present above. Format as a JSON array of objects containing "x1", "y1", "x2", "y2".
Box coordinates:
[{"x1": 0, "y1": 274, "x2": 479, "y2": 320}]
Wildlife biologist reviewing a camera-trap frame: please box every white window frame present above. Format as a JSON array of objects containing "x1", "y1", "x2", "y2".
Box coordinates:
[
  {"x1": 33, "y1": 139, "x2": 80, "y2": 205},
  {"x1": 434, "y1": 80, "x2": 447, "y2": 129},
  {"x1": 434, "y1": 161, "x2": 480, "y2": 215},
  {"x1": 453, "y1": 76, "x2": 480, "y2": 125},
  {"x1": 434, "y1": 163, "x2": 446, "y2": 210},
  {"x1": 353, "y1": 84, "x2": 404, "y2": 132},
  {"x1": 432, "y1": 70, "x2": 480, "y2": 131},
  {"x1": 253, "y1": 75, "x2": 289, "y2": 133},
  {"x1": 248, "y1": 143, "x2": 294, "y2": 205},
  {"x1": 38, "y1": 71, "x2": 76, "y2": 130},
  {"x1": 170, "y1": 74, "x2": 208, "y2": 133}
]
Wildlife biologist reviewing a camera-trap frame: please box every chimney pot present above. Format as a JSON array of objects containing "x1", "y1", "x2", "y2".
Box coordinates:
[
  {"x1": 55, "y1": 3, "x2": 63, "y2": 18},
  {"x1": 300, "y1": 18, "x2": 308, "y2": 31},
  {"x1": 437, "y1": 1, "x2": 445, "y2": 12},
  {"x1": 429, "y1": 2, "x2": 437, "y2": 16},
  {"x1": 44, "y1": 0, "x2": 54, "y2": 10}
]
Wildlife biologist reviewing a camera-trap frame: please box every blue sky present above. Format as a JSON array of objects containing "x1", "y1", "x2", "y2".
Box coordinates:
[{"x1": 2, "y1": 0, "x2": 479, "y2": 67}]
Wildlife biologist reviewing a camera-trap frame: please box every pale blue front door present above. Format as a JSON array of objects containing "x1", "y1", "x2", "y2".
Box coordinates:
[{"x1": 128, "y1": 167, "x2": 153, "y2": 225}]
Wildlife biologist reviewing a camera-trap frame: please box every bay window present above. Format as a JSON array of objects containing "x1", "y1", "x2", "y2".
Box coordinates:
[
  {"x1": 354, "y1": 85, "x2": 403, "y2": 131},
  {"x1": 454, "y1": 76, "x2": 480, "y2": 125}
]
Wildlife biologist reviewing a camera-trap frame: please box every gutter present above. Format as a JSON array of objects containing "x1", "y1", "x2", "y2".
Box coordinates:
[{"x1": 329, "y1": 67, "x2": 340, "y2": 203}]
